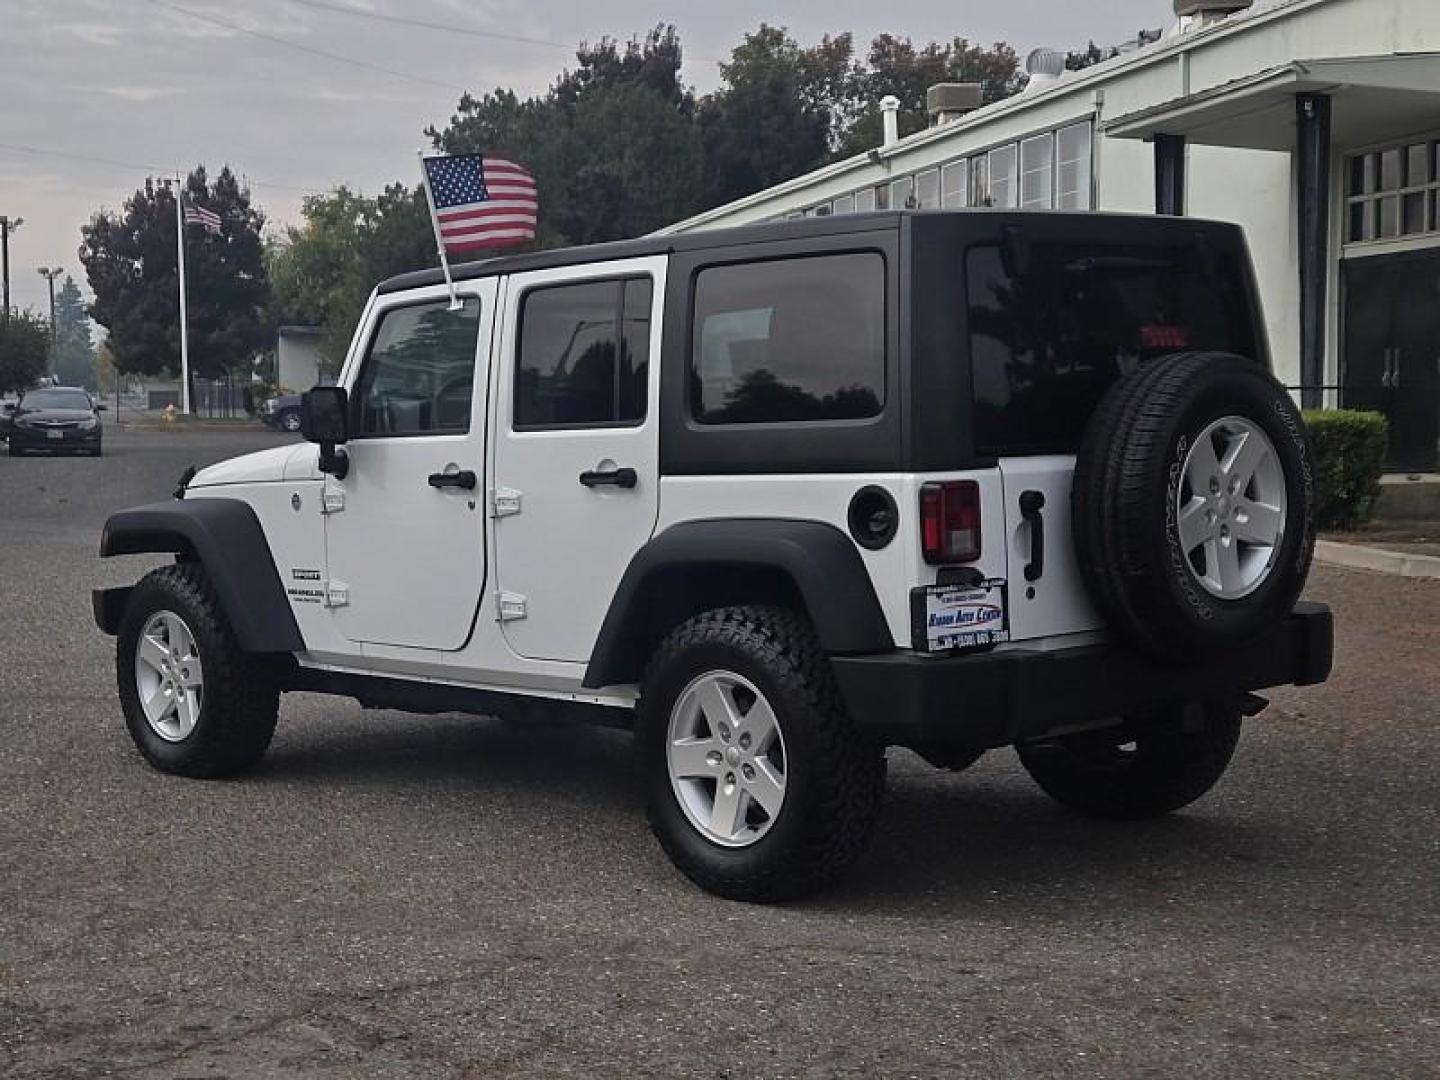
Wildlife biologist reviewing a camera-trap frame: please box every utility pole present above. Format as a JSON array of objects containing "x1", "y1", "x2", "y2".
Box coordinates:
[
  {"x1": 37, "y1": 266, "x2": 62, "y2": 345},
  {"x1": 0, "y1": 215, "x2": 20, "y2": 321}
]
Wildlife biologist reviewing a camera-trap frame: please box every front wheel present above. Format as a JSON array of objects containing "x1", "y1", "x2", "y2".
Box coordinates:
[
  {"x1": 278, "y1": 409, "x2": 302, "y2": 433},
  {"x1": 117, "y1": 564, "x2": 280, "y2": 778},
  {"x1": 636, "y1": 607, "x2": 886, "y2": 902},
  {"x1": 1016, "y1": 702, "x2": 1242, "y2": 819}
]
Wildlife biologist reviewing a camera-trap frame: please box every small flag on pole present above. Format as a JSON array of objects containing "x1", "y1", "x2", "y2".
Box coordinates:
[
  {"x1": 183, "y1": 202, "x2": 222, "y2": 236},
  {"x1": 420, "y1": 153, "x2": 537, "y2": 254}
]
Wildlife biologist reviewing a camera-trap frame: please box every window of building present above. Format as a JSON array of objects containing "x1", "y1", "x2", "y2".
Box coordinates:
[
  {"x1": 514, "y1": 278, "x2": 652, "y2": 429},
  {"x1": 941, "y1": 160, "x2": 969, "y2": 208},
  {"x1": 874, "y1": 184, "x2": 891, "y2": 211},
  {"x1": 353, "y1": 298, "x2": 480, "y2": 437},
  {"x1": 1020, "y1": 133, "x2": 1055, "y2": 208},
  {"x1": 890, "y1": 176, "x2": 915, "y2": 210},
  {"x1": 691, "y1": 253, "x2": 886, "y2": 425},
  {"x1": 988, "y1": 144, "x2": 1019, "y2": 208},
  {"x1": 1347, "y1": 138, "x2": 1440, "y2": 243},
  {"x1": 970, "y1": 154, "x2": 990, "y2": 206},
  {"x1": 855, "y1": 187, "x2": 877, "y2": 212},
  {"x1": 833, "y1": 192, "x2": 856, "y2": 215},
  {"x1": 1056, "y1": 122, "x2": 1094, "y2": 210},
  {"x1": 915, "y1": 169, "x2": 940, "y2": 209}
]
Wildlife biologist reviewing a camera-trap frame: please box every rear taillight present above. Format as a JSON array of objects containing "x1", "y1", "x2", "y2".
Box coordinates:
[{"x1": 919, "y1": 480, "x2": 981, "y2": 564}]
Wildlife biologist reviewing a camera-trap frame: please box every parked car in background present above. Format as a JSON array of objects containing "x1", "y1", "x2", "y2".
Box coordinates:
[
  {"x1": 7, "y1": 386, "x2": 105, "y2": 457},
  {"x1": 259, "y1": 391, "x2": 304, "y2": 432}
]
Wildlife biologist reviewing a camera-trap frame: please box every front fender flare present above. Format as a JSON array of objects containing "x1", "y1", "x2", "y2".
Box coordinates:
[
  {"x1": 582, "y1": 519, "x2": 893, "y2": 689},
  {"x1": 97, "y1": 497, "x2": 304, "y2": 654}
]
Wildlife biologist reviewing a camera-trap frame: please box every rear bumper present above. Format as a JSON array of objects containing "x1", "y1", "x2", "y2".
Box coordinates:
[{"x1": 831, "y1": 602, "x2": 1333, "y2": 751}]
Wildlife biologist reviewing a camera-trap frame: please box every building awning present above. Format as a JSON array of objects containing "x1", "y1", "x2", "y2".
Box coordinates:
[{"x1": 1103, "y1": 53, "x2": 1440, "y2": 150}]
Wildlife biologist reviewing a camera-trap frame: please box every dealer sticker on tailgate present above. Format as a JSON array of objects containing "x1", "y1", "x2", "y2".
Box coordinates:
[{"x1": 914, "y1": 579, "x2": 1010, "y2": 653}]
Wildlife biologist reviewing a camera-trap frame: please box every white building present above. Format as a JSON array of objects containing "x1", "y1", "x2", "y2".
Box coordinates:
[
  {"x1": 663, "y1": 0, "x2": 1440, "y2": 471},
  {"x1": 276, "y1": 325, "x2": 323, "y2": 394}
]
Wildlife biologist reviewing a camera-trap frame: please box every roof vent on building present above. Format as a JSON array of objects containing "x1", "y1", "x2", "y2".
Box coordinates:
[
  {"x1": 1021, "y1": 48, "x2": 1067, "y2": 95},
  {"x1": 925, "y1": 82, "x2": 983, "y2": 127},
  {"x1": 1174, "y1": 0, "x2": 1253, "y2": 26}
]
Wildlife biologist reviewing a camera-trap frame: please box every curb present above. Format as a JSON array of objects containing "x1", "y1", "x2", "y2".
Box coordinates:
[{"x1": 1314, "y1": 539, "x2": 1440, "y2": 580}]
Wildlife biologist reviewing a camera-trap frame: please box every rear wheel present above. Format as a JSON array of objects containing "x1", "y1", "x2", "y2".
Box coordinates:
[
  {"x1": 278, "y1": 409, "x2": 301, "y2": 433},
  {"x1": 117, "y1": 564, "x2": 279, "y2": 778},
  {"x1": 637, "y1": 606, "x2": 886, "y2": 902},
  {"x1": 1016, "y1": 702, "x2": 1242, "y2": 819}
]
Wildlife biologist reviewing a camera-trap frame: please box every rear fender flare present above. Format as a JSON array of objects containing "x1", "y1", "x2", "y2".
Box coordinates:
[{"x1": 582, "y1": 519, "x2": 893, "y2": 689}]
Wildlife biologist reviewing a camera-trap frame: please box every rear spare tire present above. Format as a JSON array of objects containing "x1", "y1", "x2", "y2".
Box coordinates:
[{"x1": 1073, "y1": 352, "x2": 1314, "y2": 663}]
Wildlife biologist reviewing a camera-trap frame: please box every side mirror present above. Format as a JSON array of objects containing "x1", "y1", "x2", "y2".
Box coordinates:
[{"x1": 300, "y1": 385, "x2": 350, "y2": 479}]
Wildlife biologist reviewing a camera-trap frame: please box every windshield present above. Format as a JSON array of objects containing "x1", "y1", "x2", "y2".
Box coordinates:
[{"x1": 21, "y1": 389, "x2": 92, "y2": 411}]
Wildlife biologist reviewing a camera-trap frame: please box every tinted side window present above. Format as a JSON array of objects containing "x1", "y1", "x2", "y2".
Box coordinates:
[
  {"x1": 353, "y1": 298, "x2": 480, "y2": 436},
  {"x1": 691, "y1": 253, "x2": 885, "y2": 425},
  {"x1": 514, "y1": 278, "x2": 651, "y2": 429},
  {"x1": 967, "y1": 243, "x2": 1259, "y2": 454}
]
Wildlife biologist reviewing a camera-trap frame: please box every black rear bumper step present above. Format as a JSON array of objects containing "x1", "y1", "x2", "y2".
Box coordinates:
[{"x1": 831, "y1": 602, "x2": 1332, "y2": 752}]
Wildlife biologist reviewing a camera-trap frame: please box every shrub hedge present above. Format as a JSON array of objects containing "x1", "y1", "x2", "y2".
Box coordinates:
[{"x1": 1302, "y1": 409, "x2": 1389, "y2": 530}]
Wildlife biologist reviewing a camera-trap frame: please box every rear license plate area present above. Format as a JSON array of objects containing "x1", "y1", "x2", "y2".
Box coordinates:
[{"x1": 911, "y1": 580, "x2": 1010, "y2": 653}]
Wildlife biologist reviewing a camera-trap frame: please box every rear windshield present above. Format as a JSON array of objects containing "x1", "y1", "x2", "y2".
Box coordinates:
[{"x1": 966, "y1": 242, "x2": 1260, "y2": 456}]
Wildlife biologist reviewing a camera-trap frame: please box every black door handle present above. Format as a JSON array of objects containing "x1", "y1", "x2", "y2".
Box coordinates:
[
  {"x1": 428, "y1": 469, "x2": 477, "y2": 490},
  {"x1": 1020, "y1": 489, "x2": 1045, "y2": 582},
  {"x1": 579, "y1": 467, "x2": 638, "y2": 489}
]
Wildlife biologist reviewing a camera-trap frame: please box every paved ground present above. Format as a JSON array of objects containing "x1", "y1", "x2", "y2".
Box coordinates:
[{"x1": 1, "y1": 428, "x2": 1436, "y2": 1078}]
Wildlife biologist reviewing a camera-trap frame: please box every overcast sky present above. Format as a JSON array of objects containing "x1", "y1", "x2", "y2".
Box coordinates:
[{"x1": 1, "y1": 0, "x2": 1169, "y2": 313}]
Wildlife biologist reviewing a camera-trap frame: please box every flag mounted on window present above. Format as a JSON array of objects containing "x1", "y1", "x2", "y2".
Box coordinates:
[
  {"x1": 182, "y1": 201, "x2": 222, "y2": 236},
  {"x1": 419, "y1": 153, "x2": 537, "y2": 255}
]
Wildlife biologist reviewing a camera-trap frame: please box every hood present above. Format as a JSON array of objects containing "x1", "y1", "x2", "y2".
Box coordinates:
[{"x1": 189, "y1": 444, "x2": 313, "y2": 488}]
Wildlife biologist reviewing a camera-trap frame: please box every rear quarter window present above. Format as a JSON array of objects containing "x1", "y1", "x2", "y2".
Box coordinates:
[
  {"x1": 691, "y1": 252, "x2": 886, "y2": 425},
  {"x1": 967, "y1": 242, "x2": 1260, "y2": 455}
]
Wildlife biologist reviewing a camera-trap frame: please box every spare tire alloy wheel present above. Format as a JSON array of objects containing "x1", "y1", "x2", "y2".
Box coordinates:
[
  {"x1": 134, "y1": 610, "x2": 205, "y2": 742},
  {"x1": 1072, "y1": 352, "x2": 1315, "y2": 663},
  {"x1": 667, "y1": 670, "x2": 787, "y2": 847},
  {"x1": 1176, "y1": 417, "x2": 1286, "y2": 599}
]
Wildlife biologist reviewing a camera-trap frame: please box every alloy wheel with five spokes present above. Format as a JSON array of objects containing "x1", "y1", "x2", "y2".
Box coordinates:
[
  {"x1": 134, "y1": 610, "x2": 205, "y2": 742},
  {"x1": 667, "y1": 670, "x2": 787, "y2": 848}
]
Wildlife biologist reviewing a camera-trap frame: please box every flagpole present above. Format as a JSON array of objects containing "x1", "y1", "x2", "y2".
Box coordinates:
[
  {"x1": 174, "y1": 176, "x2": 192, "y2": 414},
  {"x1": 417, "y1": 149, "x2": 461, "y2": 310}
]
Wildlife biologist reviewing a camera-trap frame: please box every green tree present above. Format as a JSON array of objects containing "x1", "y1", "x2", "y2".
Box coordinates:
[
  {"x1": 841, "y1": 37, "x2": 1023, "y2": 154},
  {"x1": 698, "y1": 25, "x2": 851, "y2": 206},
  {"x1": 0, "y1": 311, "x2": 50, "y2": 394},
  {"x1": 51, "y1": 276, "x2": 94, "y2": 388},
  {"x1": 79, "y1": 166, "x2": 268, "y2": 387},
  {"x1": 266, "y1": 184, "x2": 435, "y2": 370}
]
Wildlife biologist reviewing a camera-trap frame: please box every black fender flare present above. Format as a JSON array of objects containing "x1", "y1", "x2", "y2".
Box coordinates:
[
  {"x1": 582, "y1": 518, "x2": 893, "y2": 689},
  {"x1": 95, "y1": 497, "x2": 304, "y2": 654}
]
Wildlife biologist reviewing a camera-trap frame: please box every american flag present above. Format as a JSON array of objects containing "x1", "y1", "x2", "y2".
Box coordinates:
[
  {"x1": 421, "y1": 153, "x2": 537, "y2": 254},
  {"x1": 182, "y1": 202, "x2": 222, "y2": 236}
]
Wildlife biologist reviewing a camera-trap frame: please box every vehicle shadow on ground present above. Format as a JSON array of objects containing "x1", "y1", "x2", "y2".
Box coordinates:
[{"x1": 251, "y1": 705, "x2": 1292, "y2": 912}]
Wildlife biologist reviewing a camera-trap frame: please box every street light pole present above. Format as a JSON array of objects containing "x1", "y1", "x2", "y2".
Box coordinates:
[
  {"x1": 37, "y1": 267, "x2": 62, "y2": 345},
  {"x1": 0, "y1": 215, "x2": 21, "y2": 321}
]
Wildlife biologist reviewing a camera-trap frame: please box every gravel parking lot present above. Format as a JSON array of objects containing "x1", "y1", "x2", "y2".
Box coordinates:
[{"x1": 1, "y1": 428, "x2": 1436, "y2": 1078}]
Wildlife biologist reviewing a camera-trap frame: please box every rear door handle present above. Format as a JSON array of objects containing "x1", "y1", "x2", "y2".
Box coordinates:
[
  {"x1": 579, "y1": 467, "x2": 637, "y2": 489},
  {"x1": 1020, "y1": 489, "x2": 1045, "y2": 582},
  {"x1": 428, "y1": 469, "x2": 477, "y2": 490}
]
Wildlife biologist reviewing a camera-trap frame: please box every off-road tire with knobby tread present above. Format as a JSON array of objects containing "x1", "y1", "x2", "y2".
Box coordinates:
[
  {"x1": 1073, "y1": 352, "x2": 1315, "y2": 663},
  {"x1": 1016, "y1": 701, "x2": 1242, "y2": 819},
  {"x1": 117, "y1": 563, "x2": 280, "y2": 778},
  {"x1": 636, "y1": 606, "x2": 886, "y2": 903}
]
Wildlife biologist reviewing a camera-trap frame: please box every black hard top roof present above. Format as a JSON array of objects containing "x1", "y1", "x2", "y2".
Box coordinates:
[
  {"x1": 375, "y1": 209, "x2": 1240, "y2": 296},
  {"x1": 375, "y1": 212, "x2": 908, "y2": 294}
]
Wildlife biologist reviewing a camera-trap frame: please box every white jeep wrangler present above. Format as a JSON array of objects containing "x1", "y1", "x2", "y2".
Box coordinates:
[{"x1": 96, "y1": 212, "x2": 1332, "y2": 901}]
